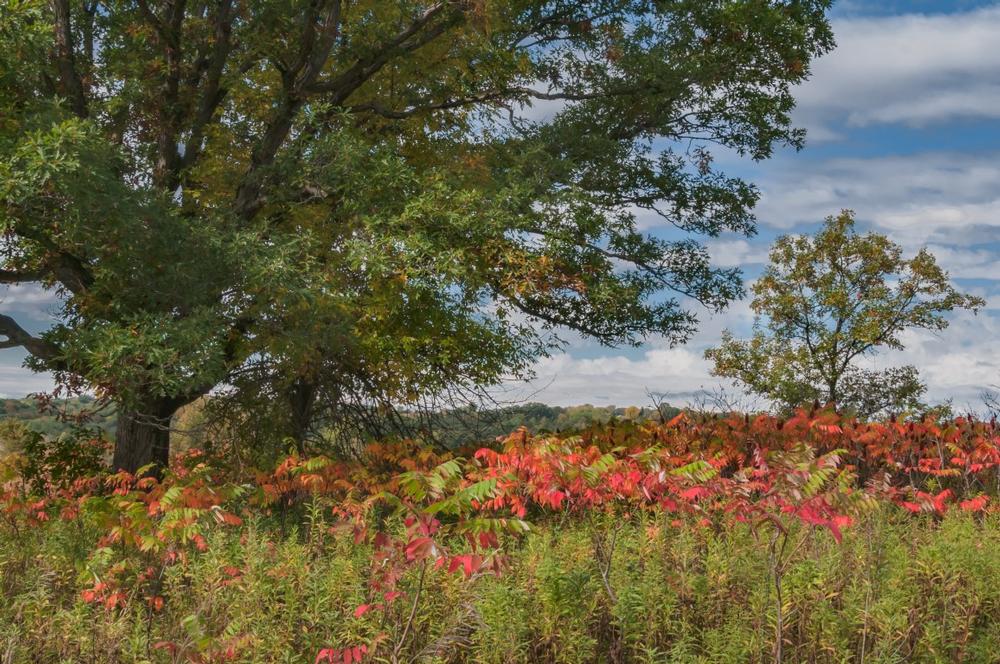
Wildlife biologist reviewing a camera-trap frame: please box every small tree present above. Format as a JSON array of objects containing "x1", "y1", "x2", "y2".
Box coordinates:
[{"x1": 705, "y1": 211, "x2": 984, "y2": 417}]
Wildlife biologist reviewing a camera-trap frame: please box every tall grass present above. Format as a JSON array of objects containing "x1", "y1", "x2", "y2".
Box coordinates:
[{"x1": 4, "y1": 506, "x2": 1000, "y2": 662}]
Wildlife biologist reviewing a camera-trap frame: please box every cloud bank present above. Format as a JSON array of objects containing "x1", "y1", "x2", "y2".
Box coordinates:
[
  {"x1": 755, "y1": 152, "x2": 1000, "y2": 249},
  {"x1": 796, "y1": 7, "x2": 1000, "y2": 135}
]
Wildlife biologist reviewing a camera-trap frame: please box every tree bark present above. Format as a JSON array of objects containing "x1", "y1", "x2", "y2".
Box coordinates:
[
  {"x1": 287, "y1": 378, "x2": 316, "y2": 454},
  {"x1": 112, "y1": 401, "x2": 175, "y2": 474}
]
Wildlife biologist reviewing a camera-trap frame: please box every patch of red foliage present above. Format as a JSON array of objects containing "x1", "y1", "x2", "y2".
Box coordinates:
[{"x1": 5, "y1": 407, "x2": 1000, "y2": 661}]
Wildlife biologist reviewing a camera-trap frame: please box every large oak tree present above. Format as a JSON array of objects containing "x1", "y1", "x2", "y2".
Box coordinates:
[{"x1": 1, "y1": 0, "x2": 834, "y2": 471}]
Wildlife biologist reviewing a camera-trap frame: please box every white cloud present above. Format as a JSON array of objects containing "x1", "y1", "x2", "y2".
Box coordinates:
[
  {"x1": 514, "y1": 345, "x2": 717, "y2": 407},
  {"x1": 705, "y1": 239, "x2": 769, "y2": 268},
  {"x1": 515, "y1": 295, "x2": 757, "y2": 407},
  {"x1": 0, "y1": 283, "x2": 61, "y2": 310},
  {"x1": 518, "y1": 307, "x2": 1000, "y2": 410},
  {"x1": 876, "y1": 311, "x2": 1000, "y2": 408},
  {"x1": 754, "y1": 151, "x2": 1000, "y2": 251},
  {"x1": 921, "y1": 245, "x2": 1000, "y2": 280},
  {"x1": 514, "y1": 96, "x2": 567, "y2": 123},
  {"x1": 796, "y1": 7, "x2": 1000, "y2": 134},
  {"x1": 0, "y1": 359, "x2": 55, "y2": 397}
]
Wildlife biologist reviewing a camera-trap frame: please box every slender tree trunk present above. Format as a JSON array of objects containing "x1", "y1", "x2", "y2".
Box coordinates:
[
  {"x1": 827, "y1": 376, "x2": 839, "y2": 409},
  {"x1": 112, "y1": 400, "x2": 176, "y2": 474},
  {"x1": 287, "y1": 378, "x2": 317, "y2": 454}
]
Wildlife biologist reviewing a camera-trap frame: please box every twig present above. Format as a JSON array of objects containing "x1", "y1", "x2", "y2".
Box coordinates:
[{"x1": 393, "y1": 561, "x2": 426, "y2": 664}]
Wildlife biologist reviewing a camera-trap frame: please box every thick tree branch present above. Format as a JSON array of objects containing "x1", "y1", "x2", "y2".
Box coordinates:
[
  {"x1": 0, "y1": 314, "x2": 61, "y2": 361},
  {"x1": 179, "y1": 0, "x2": 235, "y2": 173},
  {"x1": 288, "y1": 0, "x2": 343, "y2": 95},
  {"x1": 235, "y1": 1, "x2": 467, "y2": 221},
  {"x1": 0, "y1": 269, "x2": 46, "y2": 284},
  {"x1": 80, "y1": 0, "x2": 98, "y2": 66},
  {"x1": 13, "y1": 225, "x2": 94, "y2": 294},
  {"x1": 137, "y1": 0, "x2": 189, "y2": 189},
  {"x1": 232, "y1": 0, "x2": 344, "y2": 220},
  {"x1": 51, "y1": 0, "x2": 89, "y2": 117},
  {"x1": 135, "y1": 0, "x2": 170, "y2": 44},
  {"x1": 306, "y1": 2, "x2": 452, "y2": 98},
  {"x1": 160, "y1": 312, "x2": 256, "y2": 412},
  {"x1": 48, "y1": 252, "x2": 93, "y2": 295}
]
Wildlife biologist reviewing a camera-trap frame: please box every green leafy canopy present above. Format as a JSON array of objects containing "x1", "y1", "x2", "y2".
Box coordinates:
[
  {"x1": 0, "y1": 0, "x2": 834, "y2": 467},
  {"x1": 706, "y1": 211, "x2": 985, "y2": 417}
]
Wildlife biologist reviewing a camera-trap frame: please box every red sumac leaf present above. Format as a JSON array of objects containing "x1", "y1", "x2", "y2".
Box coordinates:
[
  {"x1": 961, "y1": 495, "x2": 989, "y2": 512},
  {"x1": 405, "y1": 537, "x2": 435, "y2": 561}
]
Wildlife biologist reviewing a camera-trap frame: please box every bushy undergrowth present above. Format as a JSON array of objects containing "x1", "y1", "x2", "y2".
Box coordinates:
[{"x1": 4, "y1": 410, "x2": 1000, "y2": 663}]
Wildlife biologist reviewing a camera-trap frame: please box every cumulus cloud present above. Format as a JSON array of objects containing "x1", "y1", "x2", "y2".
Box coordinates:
[
  {"x1": 519, "y1": 307, "x2": 1000, "y2": 409},
  {"x1": 514, "y1": 345, "x2": 717, "y2": 407},
  {"x1": 0, "y1": 286, "x2": 61, "y2": 397},
  {"x1": 876, "y1": 311, "x2": 1000, "y2": 408},
  {"x1": 796, "y1": 7, "x2": 1000, "y2": 135},
  {"x1": 705, "y1": 239, "x2": 769, "y2": 268},
  {"x1": 0, "y1": 357, "x2": 55, "y2": 398},
  {"x1": 0, "y1": 284, "x2": 61, "y2": 311},
  {"x1": 516, "y1": 295, "x2": 757, "y2": 407},
  {"x1": 754, "y1": 151, "x2": 1000, "y2": 252},
  {"x1": 921, "y1": 245, "x2": 1000, "y2": 280}
]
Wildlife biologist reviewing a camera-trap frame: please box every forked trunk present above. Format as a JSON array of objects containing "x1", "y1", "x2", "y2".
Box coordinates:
[{"x1": 112, "y1": 402, "x2": 174, "y2": 475}]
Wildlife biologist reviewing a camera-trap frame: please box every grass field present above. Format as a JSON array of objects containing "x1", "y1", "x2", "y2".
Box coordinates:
[{"x1": 4, "y1": 410, "x2": 1000, "y2": 663}]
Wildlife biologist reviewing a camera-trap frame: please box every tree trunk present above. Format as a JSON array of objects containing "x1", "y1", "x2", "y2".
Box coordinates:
[
  {"x1": 827, "y1": 376, "x2": 839, "y2": 409},
  {"x1": 287, "y1": 378, "x2": 317, "y2": 454},
  {"x1": 112, "y1": 401, "x2": 175, "y2": 475}
]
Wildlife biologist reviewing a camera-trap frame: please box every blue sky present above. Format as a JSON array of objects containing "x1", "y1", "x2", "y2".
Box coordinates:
[
  {"x1": 3, "y1": 1, "x2": 1000, "y2": 412},
  {"x1": 515, "y1": 1, "x2": 1000, "y2": 409}
]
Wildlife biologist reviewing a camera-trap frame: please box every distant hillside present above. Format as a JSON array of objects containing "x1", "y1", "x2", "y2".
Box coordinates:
[
  {"x1": 0, "y1": 397, "x2": 680, "y2": 449},
  {"x1": 0, "y1": 396, "x2": 117, "y2": 439},
  {"x1": 415, "y1": 402, "x2": 682, "y2": 448}
]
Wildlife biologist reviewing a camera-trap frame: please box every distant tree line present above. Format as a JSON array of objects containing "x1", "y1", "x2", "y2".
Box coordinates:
[{"x1": 0, "y1": 398, "x2": 681, "y2": 460}]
